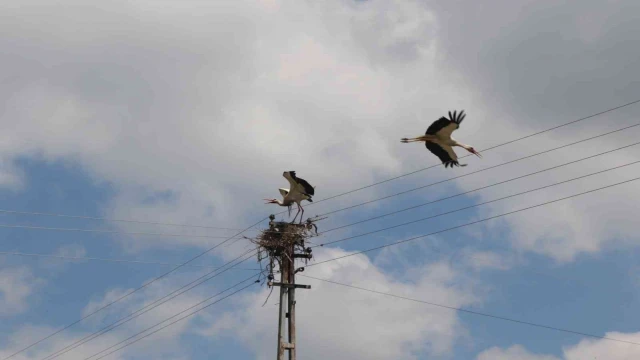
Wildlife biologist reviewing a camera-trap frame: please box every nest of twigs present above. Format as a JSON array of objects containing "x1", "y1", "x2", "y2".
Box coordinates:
[
  {"x1": 254, "y1": 218, "x2": 319, "y2": 266},
  {"x1": 248, "y1": 216, "x2": 324, "y2": 305}
]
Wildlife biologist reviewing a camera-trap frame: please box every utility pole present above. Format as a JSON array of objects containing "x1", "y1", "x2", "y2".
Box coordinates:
[{"x1": 261, "y1": 215, "x2": 313, "y2": 360}]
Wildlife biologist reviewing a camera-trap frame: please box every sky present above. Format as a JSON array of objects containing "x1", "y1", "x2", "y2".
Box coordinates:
[{"x1": 1, "y1": 0, "x2": 640, "y2": 359}]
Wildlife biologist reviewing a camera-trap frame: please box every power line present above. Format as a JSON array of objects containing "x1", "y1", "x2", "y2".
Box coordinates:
[
  {"x1": 231, "y1": 124, "x2": 640, "y2": 251},
  {"x1": 8, "y1": 141, "x2": 636, "y2": 274},
  {"x1": 0, "y1": 224, "x2": 242, "y2": 240},
  {"x1": 313, "y1": 159, "x2": 639, "y2": 248},
  {"x1": 0, "y1": 209, "x2": 254, "y2": 231},
  {"x1": 300, "y1": 274, "x2": 640, "y2": 347},
  {"x1": 57, "y1": 100, "x2": 640, "y2": 359},
  {"x1": 308, "y1": 176, "x2": 640, "y2": 267},
  {"x1": 7, "y1": 142, "x2": 638, "y2": 277},
  {"x1": 319, "y1": 141, "x2": 640, "y2": 235},
  {"x1": 2, "y1": 216, "x2": 269, "y2": 360},
  {"x1": 56, "y1": 173, "x2": 639, "y2": 359},
  {"x1": 318, "y1": 123, "x2": 640, "y2": 217},
  {"x1": 275, "y1": 98, "x2": 640, "y2": 215},
  {"x1": 0, "y1": 251, "x2": 260, "y2": 270},
  {"x1": 2, "y1": 101, "x2": 636, "y2": 237},
  {"x1": 41, "y1": 250, "x2": 259, "y2": 360},
  {"x1": 10, "y1": 99, "x2": 640, "y2": 358},
  {"x1": 84, "y1": 275, "x2": 260, "y2": 360}
]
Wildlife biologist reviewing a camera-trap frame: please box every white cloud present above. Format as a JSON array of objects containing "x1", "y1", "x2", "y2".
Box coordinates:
[
  {"x1": 464, "y1": 250, "x2": 515, "y2": 271},
  {"x1": 477, "y1": 345, "x2": 561, "y2": 360},
  {"x1": 3, "y1": 2, "x2": 640, "y2": 359},
  {"x1": 477, "y1": 332, "x2": 640, "y2": 360},
  {"x1": 0, "y1": 324, "x2": 125, "y2": 360},
  {"x1": 0, "y1": 0, "x2": 471, "y2": 226},
  {"x1": 0, "y1": 265, "x2": 41, "y2": 316},
  {"x1": 0, "y1": 158, "x2": 23, "y2": 190},
  {"x1": 563, "y1": 332, "x2": 640, "y2": 359},
  {"x1": 0, "y1": 270, "x2": 220, "y2": 359},
  {"x1": 197, "y1": 247, "x2": 481, "y2": 360}
]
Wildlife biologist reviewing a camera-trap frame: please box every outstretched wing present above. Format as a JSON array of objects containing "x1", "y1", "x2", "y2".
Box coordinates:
[
  {"x1": 295, "y1": 177, "x2": 315, "y2": 196},
  {"x1": 278, "y1": 188, "x2": 289, "y2": 198},
  {"x1": 283, "y1": 171, "x2": 298, "y2": 190},
  {"x1": 283, "y1": 171, "x2": 315, "y2": 197},
  {"x1": 425, "y1": 142, "x2": 464, "y2": 168},
  {"x1": 426, "y1": 110, "x2": 466, "y2": 139},
  {"x1": 426, "y1": 117, "x2": 453, "y2": 135}
]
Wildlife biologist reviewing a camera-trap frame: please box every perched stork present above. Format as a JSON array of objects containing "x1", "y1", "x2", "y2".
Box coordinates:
[
  {"x1": 401, "y1": 110, "x2": 481, "y2": 168},
  {"x1": 264, "y1": 171, "x2": 315, "y2": 224}
]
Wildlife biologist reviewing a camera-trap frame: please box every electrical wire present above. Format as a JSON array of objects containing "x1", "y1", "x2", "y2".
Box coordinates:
[
  {"x1": 81, "y1": 171, "x2": 640, "y2": 359},
  {"x1": 1, "y1": 100, "x2": 637, "y2": 239},
  {"x1": 41, "y1": 250, "x2": 259, "y2": 360},
  {"x1": 300, "y1": 274, "x2": 640, "y2": 347},
  {"x1": 71, "y1": 170, "x2": 640, "y2": 360},
  {"x1": 74, "y1": 172, "x2": 640, "y2": 359},
  {"x1": 2, "y1": 216, "x2": 269, "y2": 360},
  {"x1": 2, "y1": 102, "x2": 637, "y2": 238},
  {"x1": 7, "y1": 140, "x2": 636, "y2": 274},
  {"x1": 9, "y1": 99, "x2": 640, "y2": 358},
  {"x1": 318, "y1": 123, "x2": 640, "y2": 217},
  {"x1": 319, "y1": 141, "x2": 640, "y2": 235},
  {"x1": 84, "y1": 275, "x2": 260, "y2": 360},
  {"x1": 0, "y1": 251, "x2": 260, "y2": 270},
  {"x1": 308, "y1": 175, "x2": 640, "y2": 267},
  {"x1": 274, "y1": 98, "x2": 640, "y2": 215},
  {"x1": 312, "y1": 160, "x2": 639, "y2": 249}
]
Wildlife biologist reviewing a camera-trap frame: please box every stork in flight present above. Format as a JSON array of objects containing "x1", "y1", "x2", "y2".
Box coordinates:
[
  {"x1": 401, "y1": 110, "x2": 481, "y2": 168},
  {"x1": 264, "y1": 171, "x2": 315, "y2": 224}
]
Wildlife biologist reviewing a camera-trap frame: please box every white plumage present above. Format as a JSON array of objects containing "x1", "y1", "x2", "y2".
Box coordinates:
[
  {"x1": 265, "y1": 171, "x2": 315, "y2": 223},
  {"x1": 401, "y1": 110, "x2": 482, "y2": 168}
]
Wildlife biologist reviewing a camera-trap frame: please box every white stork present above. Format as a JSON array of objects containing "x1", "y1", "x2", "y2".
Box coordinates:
[
  {"x1": 264, "y1": 171, "x2": 315, "y2": 224},
  {"x1": 401, "y1": 110, "x2": 482, "y2": 168}
]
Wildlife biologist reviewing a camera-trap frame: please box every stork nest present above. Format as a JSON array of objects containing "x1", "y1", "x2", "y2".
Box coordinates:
[{"x1": 247, "y1": 215, "x2": 324, "y2": 301}]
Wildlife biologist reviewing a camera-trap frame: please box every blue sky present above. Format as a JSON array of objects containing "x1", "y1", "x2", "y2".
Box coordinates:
[{"x1": 2, "y1": 1, "x2": 640, "y2": 359}]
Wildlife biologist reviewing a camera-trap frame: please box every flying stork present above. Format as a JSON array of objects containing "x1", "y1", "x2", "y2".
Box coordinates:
[
  {"x1": 264, "y1": 171, "x2": 315, "y2": 224},
  {"x1": 401, "y1": 110, "x2": 482, "y2": 168}
]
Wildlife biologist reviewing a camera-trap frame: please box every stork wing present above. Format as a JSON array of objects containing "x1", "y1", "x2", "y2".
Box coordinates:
[
  {"x1": 294, "y1": 177, "x2": 315, "y2": 196},
  {"x1": 278, "y1": 188, "x2": 289, "y2": 197},
  {"x1": 425, "y1": 142, "x2": 462, "y2": 168},
  {"x1": 425, "y1": 117, "x2": 453, "y2": 135},
  {"x1": 283, "y1": 171, "x2": 314, "y2": 196},
  {"x1": 435, "y1": 122, "x2": 459, "y2": 139},
  {"x1": 283, "y1": 171, "x2": 298, "y2": 190},
  {"x1": 426, "y1": 110, "x2": 466, "y2": 138}
]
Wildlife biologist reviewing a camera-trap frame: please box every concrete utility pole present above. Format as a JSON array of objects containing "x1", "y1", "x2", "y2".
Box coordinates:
[{"x1": 264, "y1": 216, "x2": 312, "y2": 360}]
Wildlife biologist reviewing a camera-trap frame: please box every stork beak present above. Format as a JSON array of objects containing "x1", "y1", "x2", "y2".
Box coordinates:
[{"x1": 264, "y1": 199, "x2": 274, "y2": 204}]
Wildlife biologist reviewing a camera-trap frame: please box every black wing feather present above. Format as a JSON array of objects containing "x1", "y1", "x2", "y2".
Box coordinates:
[
  {"x1": 425, "y1": 142, "x2": 461, "y2": 168},
  {"x1": 448, "y1": 110, "x2": 465, "y2": 125},
  {"x1": 296, "y1": 178, "x2": 315, "y2": 196},
  {"x1": 288, "y1": 171, "x2": 315, "y2": 197},
  {"x1": 425, "y1": 117, "x2": 452, "y2": 135},
  {"x1": 425, "y1": 110, "x2": 466, "y2": 135}
]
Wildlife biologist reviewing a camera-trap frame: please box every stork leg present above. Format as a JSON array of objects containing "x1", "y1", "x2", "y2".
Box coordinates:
[
  {"x1": 299, "y1": 204, "x2": 304, "y2": 224},
  {"x1": 291, "y1": 203, "x2": 302, "y2": 224},
  {"x1": 401, "y1": 135, "x2": 436, "y2": 143}
]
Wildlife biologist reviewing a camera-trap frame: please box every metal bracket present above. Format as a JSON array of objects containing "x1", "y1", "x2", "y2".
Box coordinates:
[
  {"x1": 268, "y1": 281, "x2": 311, "y2": 289},
  {"x1": 293, "y1": 253, "x2": 312, "y2": 259}
]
